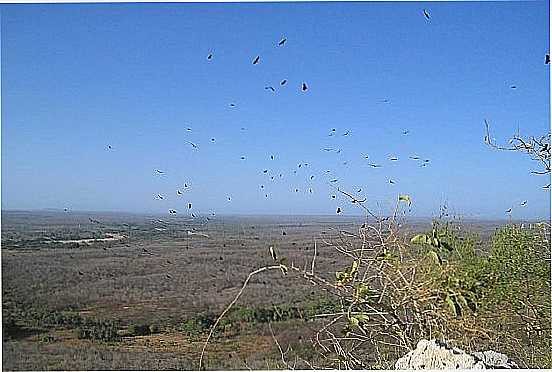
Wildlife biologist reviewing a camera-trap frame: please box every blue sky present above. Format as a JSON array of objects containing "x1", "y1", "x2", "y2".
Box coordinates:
[{"x1": 1, "y1": 2, "x2": 550, "y2": 219}]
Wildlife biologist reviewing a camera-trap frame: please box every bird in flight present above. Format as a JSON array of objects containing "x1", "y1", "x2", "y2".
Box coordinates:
[
  {"x1": 270, "y1": 155, "x2": 274, "y2": 160},
  {"x1": 188, "y1": 203, "x2": 192, "y2": 209},
  {"x1": 280, "y1": 79, "x2": 287, "y2": 86},
  {"x1": 263, "y1": 169, "x2": 268, "y2": 173},
  {"x1": 310, "y1": 175, "x2": 315, "y2": 180},
  {"x1": 155, "y1": 169, "x2": 164, "y2": 174},
  {"x1": 389, "y1": 179, "x2": 395, "y2": 184},
  {"x1": 229, "y1": 103, "x2": 236, "y2": 107},
  {"x1": 107, "y1": 145, "x2": 112, "y2": 150},
  {"x1": 330, "y1": 179, "x2": 338, "y2": 183},
  {"x1": 336, "y1": 207, "x2": 342, "y2": 214},
  {"x1": 207, "y1": 53, "x2": 213, "y2": 60},
  {"x1": 546, "y1": 54, "x2": 550, "y2": 64},
  {"x1": 187, "y1": 141, "x2": 199, "y2": 149},
  {"x1": 177, "y1": 190, "x2": 182, "y2": 195},
  {"x1": 265, "y1": 86, "x2": 275, "y2": 92},
  {"x1": 168, "y1": 209, "x2": 177, "y2": 214},
  {"x1": 506, "y1": 208, "x2": 512, "y2": 214},
  {"x1": 323, "y1": 148, "x2": 334, "y2": 152},
  {"x1": 368, "y1": 163, "x2": 382, "y2": 168},
  {"x1": 402, "y1": 130, "x2": 409, "y2": 135},
  {"x1": 343, "y1": 131, "x2": 350, "y2": 136},
  {"x1": 302, "y1": 82, "x2": 308, "y2": 92},
  {"x1": 389, "y1": 157, "x2": 398, "y2": 161},
  {"x1": 252, "y1": 56, "x2": 260, "y2": 65},
  {"x1": 228, "y1": 196, "x2": 231, "y2": 201},
  {"x1": 241, "y1": 156, "x2": 246, "y2": 160},
  {"x1": 278, "y1": 37, "x2": 287, "y2": 46},
  {"x1": 423, "y1": 9, "x2": 430, "y2": 20},
  {"x1": 211, "y1": 138, "x2": 216, "y2": 142},
  {"x1": 521, "y1": 200, "x2": 527, "y2": 206},
  {"x1": 510, "y1": 85, "x2": 517, "y2": 89},
  {"x1": 357, "y1": 188, "x2": 362, "y2": 192},
  {"x1": 157, "y1": 194, "x2": 164, "y2": 200},
  {"x1": 409, "y1": 156, "x2": 420, "y2": 160}
]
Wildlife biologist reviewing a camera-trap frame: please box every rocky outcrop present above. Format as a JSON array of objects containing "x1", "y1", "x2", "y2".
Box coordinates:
[{"x1": 395, "y1": 339, "x2": 518, "y2": 369}]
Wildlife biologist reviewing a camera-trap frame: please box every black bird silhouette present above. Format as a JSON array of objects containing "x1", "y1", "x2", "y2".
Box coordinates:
[
  {"x1": 169, "y1": 209, "x2": 177, "y2": 214},
  {"x1": 228, "y1": 196, "x2": 231, "y2": 201},
  {"x1": 188, "y1": 203, "x2": 192, "y2": 209},
  {"x1": 280, "y1": 79, "x2": 287, "y2": 86},
  {"x1": 323, "y1": 148, "x2": 334, "y2": 151},
  {"x1": 389, "y1": 179, "x2": 395, "y2": 184},
  {"x1": 423, "y1": 9, "x2": 430, "y2": 20},
  {"x1": 241, "y1": 156, "x2": 246, "y2": 160},
  {"x1": 543, "y1": 184, "x2": 551, "y2": 190},
  {"x1": 229, "y1": 103, "x2": 236, "y2": 107},
  {"x1": 357, "y1": 188, "x2": 362, "y2": 192},
  {"x1": 546, "y1": 54, "x2": 550, "y2": 64},
  {"x1": 187, "y1": 141, "x2": 199, "y2": 149},
  {"x1": 271, "y1": 155, "x2": 274, "y2": 160},
  {"x1": 177, "y1": 190, "x2": 182, "y2": 195},
  {"x1": 329, "y1": 128, "x2": 336, "y2": 136},
  {"x1": 107, "y1": 145, "x2": 112, "y2": 150},
  {"x1": 506, "y1": 208, "x2": 512, "y2": 214},
  {"x1": 390, "y1": 157, "x2": 398, "y2": 161},
  {"x1": 302, "y1": 82, "x2": 308, "y2": 92},
  {"x1": 282, "y1": 231, "x2": 286, "y2": 236},
  {"x1": 521, "y1": 200, "x2": 527, "y2": 206},
  {"x1": 263, "y1": 169, "x2": 268, "y2": 173},
  {"x1": 265, "y1": 86, "x2": 275, "y2": 92},
  {"x1": 410, "y1": 156, "x2": 420, "y2": 160},
  {"x1": 278, "y1": 38, "x2": 287, "y2": 46},
  {"x1": 252, "y1": 56, "x2": 260, "y2": 65},
  {"x1": 310, "y1": 175, "x2": 315, "y2": 180},
  {"x1": 403, "y1": 130, "x2": 409, "y2": 135},
  {"x1": 510, "y1": 85, "x2": 517, "y2": 89},
  {"x1": 157, "y1": 194, "x2": 164, "y2": 200},
  {"x1": 330, "y1": 179, "x2": 338, "y2": 183},
  {"x1": 331, "y1": 195, "x2": 336, "y2": 199},
  {"x1": 336, "y1": 207, "x2": 342, "y2": 214},
  {"x1": 369, "y1": 163, "x2": 382, "y2": 168},
  {"x1": 155, "y1": 169, "x2": 164, "y2": 174},
  {"x1": 78, "y1": 271, "x2": 84, "y2": 276},
  {"x1": 343, "y1": 131, "x2": 350, "y2": 136},
  {"x1": 207, "y1": 53, "x2": 213, "y2": 60},
  {"x1": 211, "y1": 138, "x2": 215, "y2": 142}
]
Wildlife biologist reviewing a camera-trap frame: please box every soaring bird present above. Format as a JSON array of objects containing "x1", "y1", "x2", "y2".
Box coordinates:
[
  {"x1": 409, "y1": 156, "x2": 420, "y2": 160},
  {"x1": 278, "y1": 38, "x2": 287, "y2": 46},
  {"x1": 188, "y1": 203, "x2": 192, "y2": 209},
  {"x1": 390, "y1": 157, "x2": 398, "y2": 161},
  {"x1": 403, "y1": 130, "x2": 410, "y2": 135},
  {"x1": 369, "y1": 163, "x2": 382, "y2": 168},
  {"x1": 177, "y1": 190, "x2": 182, "y2": 195},
  {"x1": 510, "y1": 85, "x2": 517, "y2": 89},
  {"x1": 343, "y1": 131, "x2": 350, "y2": 136},
  {"x1": 263, "y1": 169, "x2": 268, "y2": 173},
  {"x1": 546, "y1": 54, "x2": 550, "y2": 64},
  {"x1": 188, "y1": 141, "x2": 199, "y2": 149},
  {"x1": 252, "y1": 56, "x2": 260, "y2": 65},
  {"x1": 302, "y1": 82, "x2": 308, "y2": 92},
  {"x1": 336, "y1": 207, "x2": 342, "y2": 214},
  {"x1": 389, "y1": 179, "x2": 395, "y2": 184},
  {"x1": 271, "y1": 155, "x2": 275, "y2": 160},
  {"x1": 330, "y1": 179, "x2": 338, "y2": 183},
  {"x1": 155, "y1": 169, "x2": 164, "y2": 174},
  {"x1": 310, "y1": 175, "x2": 315, "y2": 180},
  {"x1": 240, "y1": 156, "x2": 246, "y2": 160},
  {"x1": 107, "y1": 145, "x2": 112, "y2": 150},
  {"x1": 207, "y1": 53, "x2": 213, "y2": 60},
  {"x1": 157, "y1": 194, "x2": 164, "y2": 200},
  {"x1": 280, "y1": 79, "x2": 287, "y2": 86},
  {"x1": 423, "y1": 9, "x2": 430, "y2": 20},
  {"x1": 521, "y1": 200, "x2": 527, "y2": 206},
  {"x1": 168, "y1": 209, "x2": 177, "y2": 214},
  {"x1": 229, "y1": 103, "x2": 236, "y2": 107},
  {"x1": 265, "y1": 86, "x2": 275, "y2": 92},
  {"x1": 506, "y1": 208, "x2": 512, "y2": 214}
]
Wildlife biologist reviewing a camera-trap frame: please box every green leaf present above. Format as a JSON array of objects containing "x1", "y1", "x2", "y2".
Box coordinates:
[
  {"x1": 410, "y1": 234, "x2": 431, "y2": 245},
  {"x1": 398, "y1": 194, "x2": 412, "y2": 207},
  {"x1": 427, "y1": 250, "x2": 442, "y2": 265}
]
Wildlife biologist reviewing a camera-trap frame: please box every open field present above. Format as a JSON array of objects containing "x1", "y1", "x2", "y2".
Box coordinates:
[{"x1": 2, "y1": 210, "x2": 529, "y2": 370}]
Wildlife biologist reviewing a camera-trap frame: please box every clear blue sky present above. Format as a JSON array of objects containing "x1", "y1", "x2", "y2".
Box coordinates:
[{"x1": 1, "y1": 2, "x2": 550, "y2": 219}]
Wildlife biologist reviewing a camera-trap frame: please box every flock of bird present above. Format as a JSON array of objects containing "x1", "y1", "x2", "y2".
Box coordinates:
[{"x1": 87, "y1": 8, "x2": 550, "y2": 227}]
